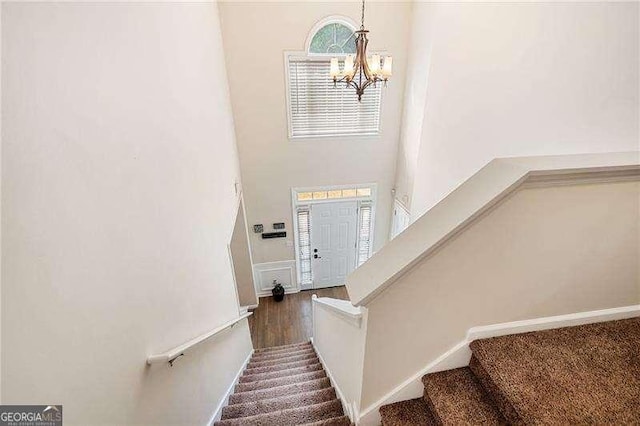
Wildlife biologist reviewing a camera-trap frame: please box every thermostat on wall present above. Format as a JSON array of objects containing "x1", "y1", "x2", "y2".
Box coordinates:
[
  {"x1": 273, "y1": 222, "x2": 285, "y2": 230},
  {"x1": 253, "y1": 224, "x2": 263, "y2": 233}
]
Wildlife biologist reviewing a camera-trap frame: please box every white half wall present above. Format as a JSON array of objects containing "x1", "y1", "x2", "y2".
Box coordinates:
[
  {"x1": 359, "y1": 179, "x2": 640, "y2": 409},
  {"x1": 1, "y1": 2, "x2": 252, "y2": 424},
  {"x1": 395, "y1": 2, "x2": 640, "y2": 217}
]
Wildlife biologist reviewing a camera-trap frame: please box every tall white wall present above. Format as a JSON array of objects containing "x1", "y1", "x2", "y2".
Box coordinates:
[
  {"x1": 361, "y1": 179, "x2": 640, "y2": 409},
  {"x1": 218, "y1": 1, "x2": 411, "y2": 264},
  {"x1": 0, "y1": 3, "x2": 3, "y2": 403},
  {"x1": 395, "y1": 2, "x2": 639, "y2": 217},
  {"x1": 1, "y1": 3, "x2": 252, "y2": 424}
]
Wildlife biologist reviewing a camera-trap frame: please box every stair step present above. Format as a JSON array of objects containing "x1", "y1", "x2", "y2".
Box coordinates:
[
  {"x1": 239, "y1": 362, "x2": 323, "y2": 383},
  {"x1": 468, "y1": 356, "x2": 519, "y2": 424},
  {"x1": 247, "y1": 352, "x2": 318, "y2": 368},
  {"x1": 235, "y1": 370, "x2": 326, "y2": 392},
  {"x1": 229, "y1": 377, "x2": 332, "y2": 404},
  {"x1": 253, "y1": 341, "x2": 312, "y2": 354},
  {"x1": 221, "y1": 387, "x2": 337, "y2": 420},
  {"x1": 302, "y1": 415, "x2": 352, "y2": 425},
  {"x1": 422, "y1": 367, "x2": 506, "y2": 425},
  {"x1": 243, "y1": 357, "x2": 320, "y2": 375},
  {"x1": 250, "y1": 347, "x2": 316, "y2": 362},
  {"x1": 214, "y1": 399, "x2": 343, "y2": 426},
  {"x1": 469, "y1": 317, "x2": 640, "y2": 424},
  {"x1": 379, "y1": 398, "x2": 436, "y2": 426}
]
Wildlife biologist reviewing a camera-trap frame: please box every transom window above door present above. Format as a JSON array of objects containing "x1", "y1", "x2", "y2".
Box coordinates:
[{"x1": 285, "y1": 17, "x2": 383, "y2": 139}]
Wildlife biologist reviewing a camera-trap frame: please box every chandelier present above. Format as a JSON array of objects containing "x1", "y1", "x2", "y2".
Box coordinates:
[{"x1": 329, "y1": 0, "x2": 392, "y2": 101}]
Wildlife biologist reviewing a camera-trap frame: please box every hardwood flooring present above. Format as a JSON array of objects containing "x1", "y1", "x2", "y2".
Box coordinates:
[{"x1": 248, "y1": 286, "x2": 349, "y2": 349}]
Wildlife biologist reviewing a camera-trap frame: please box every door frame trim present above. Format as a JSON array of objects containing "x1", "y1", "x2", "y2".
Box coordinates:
[{"x1": 291, "y1": 183, "x2": 378, "y2": 290}]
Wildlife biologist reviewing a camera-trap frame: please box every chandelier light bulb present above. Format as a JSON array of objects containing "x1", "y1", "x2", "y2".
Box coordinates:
[
  {"x1": 382, "y1": 56, "x2": 393, "y2": 78},
  {"x1": 330, "y1": 58, "x2": 340, "y2": 78},
  {"x1": 370, "y1": 54, "x2": 381, "y2": 75},
  {"x1": 344, "y1": 55, "x2": 355, "y2": 77}
]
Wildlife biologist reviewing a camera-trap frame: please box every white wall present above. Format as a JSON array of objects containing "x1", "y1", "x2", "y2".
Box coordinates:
[
  {"x1": 1, "y1": 3, "x2": 252, "y2": 424},
  {"x1": 231, "y1": 200, "x2": 258, "y2": 307},
  {"x1": 395, "y1": 2, "x2": 639, "y2": 217},
  {"x1": 392, "y1": 1, "x2": 434, "y2": 211},
  {"x1": 360, "y1": 179, "x2": 640, "y2": 409},
  {"x1": 218, "y1": 1, "x2": 411, "y2": 264},
  {"x1": 312, "y1": 298, "x2": 367, "y2": 420},
  {"x1": 0, "y1": 2, "x2": 3, "y2": 403}
]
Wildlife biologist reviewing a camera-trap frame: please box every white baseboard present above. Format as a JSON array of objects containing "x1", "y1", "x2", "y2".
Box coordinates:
[
  {"x1": 257, "y1": 287, "x2": 301, "y2": 298},
  {"x1": 310, "y1": 338, "x2": 356, "y2": 423},
  {"x1": 208, "y1": 349, "x2": 254, "y2": 425},
  {"x1": 240, "y1": 304, "x2": 259, "y2": 310},
  {"x1": 357, "y1": 304, "x2": 640, "y2": 426}
]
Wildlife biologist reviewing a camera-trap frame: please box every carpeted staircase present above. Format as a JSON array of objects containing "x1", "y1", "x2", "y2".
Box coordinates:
[
  {"x1": 215, "y1": 341, "x2": 351, "y2": 426},
  {"x1": 380, "y1": 317, "x2": 640, "y2": 425}
]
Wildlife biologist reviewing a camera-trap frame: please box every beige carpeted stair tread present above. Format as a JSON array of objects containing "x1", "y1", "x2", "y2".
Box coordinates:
[
  {"x1": 302, "y1": 415, "x2": 352, "y2": 425},
  {"x1": 229, "y1": 377, "x2": 332, "y2": 404},
  {"x1": 250, "y1": 347, "x2": 316, "y2": 362},
  {"x1": 221, "y1": 387, "x2": 337, "y2": 420},
  {"x1": 247, "y1": 352, "x2": 318, "y2": 368},
  {"x1": 235, "y1": 370, "x2": 327, "y2": 392},
  {"x1": 422, "y1": 367, "x2": 506, "y2": 425},
  {"x1": 239, "y1": 362, "x2": 324, "y2": 383},
  {"x1": 214, "y1": 399, "x2": 343, "y2": 426},
  {"x1": 254, "y1": 341, "x2": 311, "y2": 354},
  {"x1": 469, "y1": 317, "x2": 640, "y2": 424},
  {"x1": 379, "y1": 398, "x2": 436, "y2": 426},
  {"x1": 244, "y1": 357, "x2": 320, "y2": 375}
]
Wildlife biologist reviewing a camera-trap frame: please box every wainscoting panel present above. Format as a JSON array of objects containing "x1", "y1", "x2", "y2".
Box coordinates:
[{"x1": 253, "y1": 260, "x2": 299, "y2": 298}]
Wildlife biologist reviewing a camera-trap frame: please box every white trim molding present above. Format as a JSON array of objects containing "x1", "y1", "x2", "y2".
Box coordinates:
[
  {"x1": 312, "y1": 295, "x2": 364, "y2": 328},
  {"x1": 253, "y1": 260, "x2": 299, "y2": 298},
  {"x1": 357, "y1": 304, "x2": 640, "y2": 425},
  {"x1": 208, "y1": 349, "x2": 254, "y2": 425},
  {"x1": 347, "y1": 152, "x2": 640, "y2": 307}
]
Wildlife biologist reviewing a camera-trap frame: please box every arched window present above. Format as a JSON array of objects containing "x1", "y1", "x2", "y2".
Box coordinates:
[
  {"x1": 308, "y1": 21, "x2": 356, "y2": 55},
  {"x1": 286, "y1": 17, "x2": 382, "y2": 138}
]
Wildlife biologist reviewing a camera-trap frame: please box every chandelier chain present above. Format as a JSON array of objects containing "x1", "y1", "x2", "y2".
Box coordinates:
[{"x1": 361, "y1": 0, "x2": 365, "y2": 30}]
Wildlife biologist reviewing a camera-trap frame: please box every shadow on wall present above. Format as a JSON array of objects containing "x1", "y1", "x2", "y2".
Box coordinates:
[
  {"x1": 134, "y1": 321, "x2": 253, "y2": 425},
  {"x1": 230, "y1": 199, "x2": 258, "y2": 308}
]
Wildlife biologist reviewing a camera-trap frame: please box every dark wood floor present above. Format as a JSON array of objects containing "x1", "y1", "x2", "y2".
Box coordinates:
[{"x1": 248, "y1": 286, "x2": 349, "y2": 349}]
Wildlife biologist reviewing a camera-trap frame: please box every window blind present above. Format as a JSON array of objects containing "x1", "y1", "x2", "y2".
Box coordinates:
[
  {"x1": 287, "y1": 58, "x2": 382, "y2": 138},
  {"x1": 357, "y1": 204, "x2": 373, "y2": 266},
  {"x1": 297, "y1": 208, "x2": 313, "y2": 285}
]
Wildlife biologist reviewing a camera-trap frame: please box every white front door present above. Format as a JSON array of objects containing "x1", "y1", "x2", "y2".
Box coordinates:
[{"x1": 311, "y1": 201, "x2": 358, "y2": 289}]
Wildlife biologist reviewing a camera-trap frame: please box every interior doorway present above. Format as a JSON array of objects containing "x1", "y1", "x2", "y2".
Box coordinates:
[{"x1": 292, "y1": 184, "x2": 376, "y2": 290}]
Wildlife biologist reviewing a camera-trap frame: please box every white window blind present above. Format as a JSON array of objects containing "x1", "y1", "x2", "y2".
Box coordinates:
[
  {"x1": 297, "y1": 208, "x2": 313, "y2": 285},
  {"x1": 287, "y1": 58, "x2": 382, "y2": 138},
  {"x1": 357, "y1": 204, "x2": 373, "y2": 266}
]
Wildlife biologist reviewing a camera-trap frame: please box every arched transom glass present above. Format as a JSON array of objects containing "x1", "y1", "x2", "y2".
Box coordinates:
[{"x1": 309, "y1": 22, "x2": 356, "y2": 55}]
